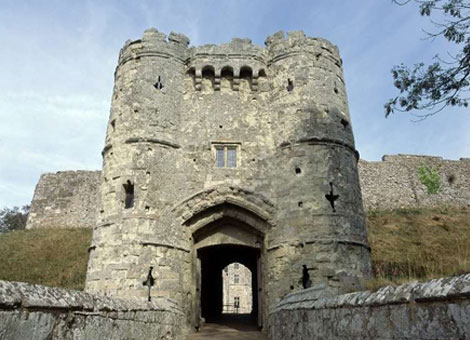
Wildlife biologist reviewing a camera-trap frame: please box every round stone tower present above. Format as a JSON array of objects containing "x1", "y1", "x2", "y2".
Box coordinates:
[
  {"x1": 86, "y1": 28, "x2": 192, "y2": 305},
  {"x1": 86, "y1": 28, "x2": 371, "y2": 330},
  {"x1": 263, "y1": 31, "x2": 371, "y2": 305}
]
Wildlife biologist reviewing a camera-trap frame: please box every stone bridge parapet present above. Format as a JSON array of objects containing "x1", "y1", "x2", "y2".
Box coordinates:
[
  {"x1": 0, "y1": 280, "x2": 188, "y2": 340},
  {"x1": 269, "y1": 274, "x2": 470, "y2": 339}
]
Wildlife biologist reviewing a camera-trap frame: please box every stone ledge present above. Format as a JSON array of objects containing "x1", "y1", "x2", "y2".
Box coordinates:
[
  {"x1": 0, "y1": 280, "x2": 182, "y2": 314},
  {"x1": 271, "y1": 273, "x2": 470, "y2": 313},
  {"x1": 0, "y1": 281, "x2": 188, "y2": 340}
]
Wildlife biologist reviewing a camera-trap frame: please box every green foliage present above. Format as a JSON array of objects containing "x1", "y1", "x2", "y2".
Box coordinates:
[
  {"x1": 0, "y1": 205, "x2": 30, "y2": 234},
  {"x1": 386, "y1": 0, "x2": 470, "y2": 119},
  {"x1": 418, "y1": 165, "x2": 441, "y2": 194}
]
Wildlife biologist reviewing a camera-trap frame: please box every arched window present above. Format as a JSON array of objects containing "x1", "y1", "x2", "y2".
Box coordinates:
[
  {"x1": 201, "y1": 65, "x2": 215, "y2": 90},
  {"x1": 221, "y1": 66, "x2": 234, "y2": 90},
  {"x1": 239, "y1": 66, "x2": 253, "y2": 91},
  {"x1": 186, "y1": 67, "x2": 196, "y2": 89},
  {"x1": 240, "y1": 66, "x2": 253, "y2": 79},
  {"x1": 187, "y1": 67, "x2": 195, "y2": 78}
]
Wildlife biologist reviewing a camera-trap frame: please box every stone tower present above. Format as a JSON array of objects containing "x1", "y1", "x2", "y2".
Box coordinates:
[{"x1": 85, "y1": 28, "x2": 371, "y2": 329}]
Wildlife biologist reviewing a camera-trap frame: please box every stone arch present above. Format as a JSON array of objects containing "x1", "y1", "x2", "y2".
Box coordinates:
[
  {"x1": 173, "y1": 185, "x2": 276, "y2": 228},
  {"x1": 197, "y1": 244, "x2": 260, "y2": 323},
  {"x1": 240, "y1": 65, "x2": 253, "y2": 78},
  {"x1": 186, "y1": 66, "x2": 196, "y2": 89},
  {"x1": 187, "y1": 203, "x2": 268, "y2": 249},
  {"x1": 201, "y1": 65, "x2": 215, "y2": 90},
  {"x1": 201, "y1": 65, "x2": 215, "y2": 74},
  {"x1": 187, "y1": 66, "x2": 196, "y2": 76},
  {"x1": 254, "y1": 68, "x2": 267, "y2": 92},
  {"x1": 221, "y1": 65, "x2": 234, "y2": 77},
  {"x1": 173, "y1": 186, "x2": 275, "y2": 328},
  {"x1": 239, "y1": 65, "x2": 253, "y2": 91},
  {"x1": 220, "y1": 66, "x2": 234, "y2": 90}
]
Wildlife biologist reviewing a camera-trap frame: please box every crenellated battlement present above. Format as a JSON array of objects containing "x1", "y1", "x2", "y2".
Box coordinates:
[
  {"x1": 116, "y1": 29, "x2": 344, "y2": 94},
  {"x1": 265, "y1": 30, "x2": 341, "y2": 65},
  {"x1": 118, "y1": 28, "x2": 190, "y2": 67},
  {"x1": 187, "y1": 38, "x2": 267, "y2": 91}
]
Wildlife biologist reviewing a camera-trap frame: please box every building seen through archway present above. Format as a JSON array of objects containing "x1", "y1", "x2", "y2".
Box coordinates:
[
  {"x1": 222, "y1": 262, "x2": 253, "y2": 314},
  {"x1": 197, "y1": 244, "x2": 260, "y2": 324}
]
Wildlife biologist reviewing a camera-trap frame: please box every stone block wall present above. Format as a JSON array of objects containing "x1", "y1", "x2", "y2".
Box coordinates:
[
  {"x1": 269, "y1": 274, "x2": 470, "y2": 340},
  {"x1": 0, "y1": 280, "x2": 188, "y2": 340},
  {"x1": 24, "y1": 154, "x2": 470, "y2": 231},
  {"x1": 26, "y1": 171, "x2": 101, "y2": 229},
  {"x1": 359, "y1": 154, "x2": 470, "y2": 211}
]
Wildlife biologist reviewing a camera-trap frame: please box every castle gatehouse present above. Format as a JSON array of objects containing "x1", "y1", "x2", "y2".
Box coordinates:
[{"x1": 83, "y1": 28, "x2": 372, "y2": 329}]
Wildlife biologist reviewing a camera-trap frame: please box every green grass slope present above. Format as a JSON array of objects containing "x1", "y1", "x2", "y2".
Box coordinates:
[
  {"x1": 0, "y1": 228, "x2": 92, "y2": 290},
  {"x1": 0, "y1": 207, "x2": 468, "y2": 291},
  {"x1": 367, "y1": 207, "x2": 470, "y2": 289}
]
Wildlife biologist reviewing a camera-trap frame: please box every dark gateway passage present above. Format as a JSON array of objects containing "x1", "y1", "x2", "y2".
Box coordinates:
[{"x1": 198, "y1": 244, "x2": 259, "y2": 324}]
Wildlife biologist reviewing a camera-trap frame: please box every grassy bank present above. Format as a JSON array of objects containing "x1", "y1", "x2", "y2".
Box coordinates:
[
  {"x1": 0, "y1": 228, "x2": 92, "y2": 290},
  {"x1": 0, "y1": 207, "x2": 468, "y2": 291},
  {"x1": 366, "y1": 206, "x2": 470, "y2": 290}
]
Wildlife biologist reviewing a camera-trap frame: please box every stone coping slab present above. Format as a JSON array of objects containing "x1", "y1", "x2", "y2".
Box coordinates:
[
  {"x1": 0, "y1": 280, "x2": 182, "y2": 315},
  {"x1": 271, "y1": 273, "x2": 470, "y2": 313}
]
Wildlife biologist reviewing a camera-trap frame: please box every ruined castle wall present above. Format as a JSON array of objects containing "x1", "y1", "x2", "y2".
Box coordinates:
[
  {"x1": 24, "y1": 154, "x2": 470, "y2": 231},
  {"x1": 359, "y1": 155, "x2": 470, "y2": 211},
  {"x1": 269, "y1": 274, "x2": 470, "y2": 340},
  {"x1": 0, "y1": 280, "x2": 188, "y2": 340},
  {"x1": 26, "y1": 171, "x2": 101, "y2": 229}
]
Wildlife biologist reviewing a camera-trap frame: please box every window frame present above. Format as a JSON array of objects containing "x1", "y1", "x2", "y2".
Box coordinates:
[
  {"x1": 234, "y1": 296, "x2": 240, "y2": 309},
  {"x1": 212, "y1": 142, "x2": 241, "y2": 169}
]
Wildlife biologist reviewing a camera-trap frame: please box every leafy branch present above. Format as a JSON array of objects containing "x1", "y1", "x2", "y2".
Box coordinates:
[{"x1": 386, "y1": 0, "x2": 470, "y2": 119}]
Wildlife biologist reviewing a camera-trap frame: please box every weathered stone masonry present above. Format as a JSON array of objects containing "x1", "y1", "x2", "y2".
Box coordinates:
[
  {"x1": 3, "y1": 275, "x2": 470, "y2": 340},
  {"x1": 0, "y1": 280, "x2": 188, "y2": 340},
  {"x1": 360, "y1": 154, "x2": 470, "y2": 211},
  {"x1": 84, "y1": 28, "x2": 371, "y2": 329},
  {"x1": 21, "y1": 28, "x2": 470, "y2": 337},
  {"x1": 26, "y1": 171, "x2": 101, "y2": 229},
  {"x1": 269, "y1": 274, "x2": 470, "y2": 340},
  {"x1": 26, "y1": 155, "x2": 470, "y2": 230}
]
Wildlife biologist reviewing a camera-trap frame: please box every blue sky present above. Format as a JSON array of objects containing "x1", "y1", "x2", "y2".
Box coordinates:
[{"x1": 0, "y1": 0, "x2": 468, "y2": 207}]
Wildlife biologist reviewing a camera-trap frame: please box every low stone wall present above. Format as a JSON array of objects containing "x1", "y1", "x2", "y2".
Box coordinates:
[
  {"x1": 0, "y1": 280, "x2": 188, "y2": 340},
  {"x1": 359, "y1": 154, "x2": 470, "y2": 211},
  {"x1": 26, "y1": 171, "x2": 101, "y2": 229},
  {"x1": 269, "y1": 274, "x2": 470, "y2": 340}
]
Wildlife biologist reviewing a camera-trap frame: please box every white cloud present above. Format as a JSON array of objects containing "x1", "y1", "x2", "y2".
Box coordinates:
[{"x1": 0, "y1": 0, "x2": 468, "y2": 207}]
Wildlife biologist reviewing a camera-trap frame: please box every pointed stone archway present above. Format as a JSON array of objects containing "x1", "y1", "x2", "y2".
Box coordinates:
[{"x1": 182, "y1": 199, "x2": 272, "y2": 330}]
